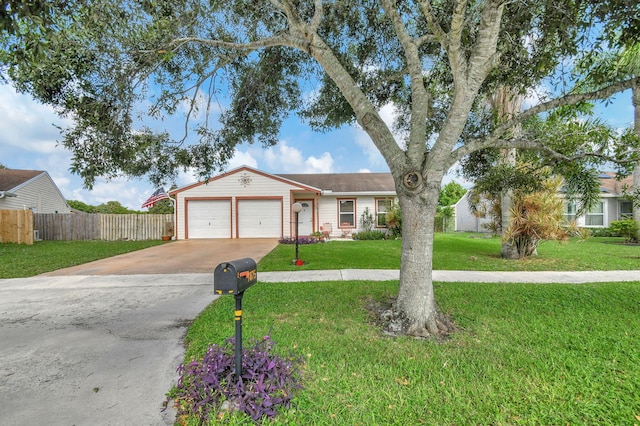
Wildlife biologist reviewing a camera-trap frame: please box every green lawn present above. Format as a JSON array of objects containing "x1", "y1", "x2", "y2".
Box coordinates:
[
  {"x1": 0, "y1": 240, "x2": 167, "y2": 278},
  {"x1": 259, "y1": 233, "x2": 640, "y2": 271},
  {"x1": 175, "y1": 233, "x2": 640, "y2": 424},
  {"x1": 183, "y1": 280, "x2": 640, "y2": 425}
]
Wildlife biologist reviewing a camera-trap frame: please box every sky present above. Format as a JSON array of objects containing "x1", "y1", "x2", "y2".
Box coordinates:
[{"x1": 0, "y1": 83, "x2": 636, "y2": 210}]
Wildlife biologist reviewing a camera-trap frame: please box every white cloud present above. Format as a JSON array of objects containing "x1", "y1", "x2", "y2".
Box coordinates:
[
  {"x1": 263, "y1": 140, "x2": 334, "y2": 173},
  {"x1": 305, "y1": 152, "x2": 334, "y2": 173},
  {"x1": 0, "y1": 85, "x2": 71, "y2": 155},
  {"x1": 522, "y1": 85, "x2": 547, "y2": 110},
  {"x1": 354, "y1": 129, "x2": 386, "y2": 167},
  {"x1": 351, "y1": 102, "x2": 406, "y2": 169},
  {"x1": 227, "y1": 149, "x2": 258, "y2": 170},
  {"x1": 358, "y1": 168, "x2": 372, "y2": 173}
]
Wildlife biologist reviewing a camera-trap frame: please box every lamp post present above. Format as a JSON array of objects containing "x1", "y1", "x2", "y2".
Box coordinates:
[{"x1": 292, "y1": 202, "x2": 302, "y2": 262}]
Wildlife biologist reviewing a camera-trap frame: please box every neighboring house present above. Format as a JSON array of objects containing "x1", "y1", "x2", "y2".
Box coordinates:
[
  {"x1": 0, "y1": 169, "x2": 71, "y2": 214},
  {"x1": 454, "y1": 172, "x2": 635, "y2": 232},
  {"x1": 454, "y1": 191, "x2": 494, "y2": 233},
  {"x1": 169, "y1": 166, "x2": 396, "y2": 239}
]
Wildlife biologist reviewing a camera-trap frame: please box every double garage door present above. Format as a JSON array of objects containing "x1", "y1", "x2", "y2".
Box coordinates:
[{"x1": 187, "y1": 199, "x2": 282, "y2": 238}]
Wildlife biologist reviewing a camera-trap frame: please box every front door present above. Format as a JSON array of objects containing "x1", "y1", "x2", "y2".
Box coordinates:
[{"x1": 297, "y1": 201, "x2": 313, "y2": 236}]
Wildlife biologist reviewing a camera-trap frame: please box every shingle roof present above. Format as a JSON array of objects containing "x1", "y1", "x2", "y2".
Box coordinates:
[
  {"x1": 276, "y1": 172, "x2": 396, "y2": 193},
  {"x1": 0, "y1": 169, "x2": 44, "y2": 191},
  {"x1": 598, "y1": 171, "x2": 633, "y2": 195}
]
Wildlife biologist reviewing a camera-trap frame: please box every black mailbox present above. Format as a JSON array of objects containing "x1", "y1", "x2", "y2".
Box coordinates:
[{"x1": 214, "y1": 258, "x2": 257, "y2": 295}]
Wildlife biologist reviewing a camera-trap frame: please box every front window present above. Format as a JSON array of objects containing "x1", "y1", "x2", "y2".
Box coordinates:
[
  {"x1": 620, "y1": 201, "x2": 633, "y2": 219},
  {"x1": 375, "y1": 198, "x2": 393, "y2": 227},
  {"x1": 563, "y1": 201, "x2": 577, "y2": 223},
  {"x1": 338, "y1": 199, "x2": 355, "y2": 227},
  {"x1": 585, "y1": 201, "x2": 604, "y2": 227}
]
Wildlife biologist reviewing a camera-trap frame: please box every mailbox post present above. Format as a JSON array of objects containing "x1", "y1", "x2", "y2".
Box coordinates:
[
  {"x1": 292, "y1": 202, "x2": 303, "y2": 262},
  {"x1": 213, "y1": 258, "x2": 257, "y2": 380}
]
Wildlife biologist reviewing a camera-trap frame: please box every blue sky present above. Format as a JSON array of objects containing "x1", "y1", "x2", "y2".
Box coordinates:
[{"x1": 0, "y1": 84, "x2": 636, "y2": 210}]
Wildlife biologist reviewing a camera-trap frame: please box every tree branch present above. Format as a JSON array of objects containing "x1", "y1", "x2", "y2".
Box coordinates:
[
  {"x1": 466, "y1": 0, "x2": 504, "y2": 87},
  {"x1": 309, "y1": 0, "x2": 323, "y2": 33},
  {"x1": 381, "y1": 0, "x2": 430, "y2": 165},
  {"x1": 417, "y1": 0, "x2": 448, "y2": 49},
  {"x1": 448, "y1": 117, "x2": 640, "y2": 170},
  {"x1": 494, "y1": 77, "x2": 640, "y2": 140},
  {"x1": 166, "y1": 34, "x2": 293, "y2": 52},
  {"x1": 446, "y1": 0, "x2": 469, "y2": 83},
  {"x1": 449, "y1": 77, "x2": 640, "y2": 167}
]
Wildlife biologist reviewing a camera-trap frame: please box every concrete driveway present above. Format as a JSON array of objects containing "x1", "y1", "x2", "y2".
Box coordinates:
[
  {"x1": 0, "y1": 239, "x2": 278, "y2": 426},
  {"x1": 41, "y1": 238, "x2": 280, "y2": 276}
]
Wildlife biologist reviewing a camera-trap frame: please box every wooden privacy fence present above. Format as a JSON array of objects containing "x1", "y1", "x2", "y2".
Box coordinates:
[
  {"x1": 0, "y1": 209, "x2": 34, "y2": 244},
  {"x1": 32, "y1": 213, "x2": 174, "y2": 241}
]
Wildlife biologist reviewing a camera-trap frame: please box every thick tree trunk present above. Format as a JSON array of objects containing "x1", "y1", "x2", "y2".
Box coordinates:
[
  {"x1": 500, "y1": 148, "x2": 519, "y2": 258},
  {"x1": 492, "y1": 86, "x2": 522, "y2": 259},
  {"x1": 388, "y1": 186, "x2": 454, "y2": 338}
]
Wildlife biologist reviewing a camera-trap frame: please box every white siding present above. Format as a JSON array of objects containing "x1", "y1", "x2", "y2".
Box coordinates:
[
  {"x1": 0, "y1": 173, "x2": 70, "y2": 214},
  {"x1": 454, "y1": 192, "x2": 492, "y2": 233},
  {"x1": 316, "y1": 195, "x2": 383, "y2": 238},
  {"x1": 174, "y1": 168, "x2": 305, "y2": 239}
]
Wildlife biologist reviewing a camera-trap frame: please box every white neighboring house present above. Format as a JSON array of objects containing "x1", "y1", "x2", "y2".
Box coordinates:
[
  {"x1": 169, "y1": 165, "x2": 397, "y2": 239},
  {"x1": 0, "y1": 169, "x2": 71, "y2": 214},
  {"x1": 454, "y1": 172, "x2": 635, "y2": 232}
]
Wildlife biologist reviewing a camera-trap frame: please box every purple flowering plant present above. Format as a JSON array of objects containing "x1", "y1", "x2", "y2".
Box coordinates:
[
  {"x1": 166, "y1": 335, "x2": 304, "y2": 423},
  {"x1": 278, "y1": 236, "x2": 319, "y2": 245}
]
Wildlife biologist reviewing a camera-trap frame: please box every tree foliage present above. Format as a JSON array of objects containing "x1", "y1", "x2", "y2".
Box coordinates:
[
  {"x1": 148, "y1": 198, "x2": 174, "y2": 214},
  {"x1": 67, "y1": 199, "x2": 97, "y2": 213},
  {"x1": 438, "y1": 181, "x2": 466, "y2": 208},
  {"x1": 67, "y1": 199, "x2": 143, "y2": 214},
  {"x1": 462, "y1": 103, "x2": 616, "y2": 222}
]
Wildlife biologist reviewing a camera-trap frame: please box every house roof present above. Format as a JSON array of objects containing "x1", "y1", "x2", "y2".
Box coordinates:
[
  {"x1": 276, "y1": 172, "x2": 396, "y2": 193},
  {"x1": 598, "y1": 172, "x2": 633, "y2": 195},
  {"x1": 0, "y1": 169, "x2": 44, "y2": 191}
]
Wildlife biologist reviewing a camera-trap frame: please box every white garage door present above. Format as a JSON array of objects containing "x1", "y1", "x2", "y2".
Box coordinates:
[
  {"x1": 187, "y1": 200, "x2": 231, "y2": 238},
  {"x1": 237, "y1": 199, "x2": 282, "y2": 238}
]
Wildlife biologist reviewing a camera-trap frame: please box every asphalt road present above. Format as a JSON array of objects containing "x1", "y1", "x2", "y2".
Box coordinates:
[{"x1": 0, "y1": 239, "x2": 278, "y2": 426}]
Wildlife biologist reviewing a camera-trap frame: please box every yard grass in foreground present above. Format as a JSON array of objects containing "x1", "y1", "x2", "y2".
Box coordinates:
[
  {"x1": 181, "y1": 280, "x2": 640, "y2": 425},
  {"x1": 0, "y1": 240, "x2": 167, "y2": 278},
  {"x1": 258, "y1": 233, "x2": 640, "y2": 272}
]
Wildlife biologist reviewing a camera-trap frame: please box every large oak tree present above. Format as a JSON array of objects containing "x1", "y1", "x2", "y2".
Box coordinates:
[{"x1": 2, "y1": 0, "x2": 639, "y2": 336}]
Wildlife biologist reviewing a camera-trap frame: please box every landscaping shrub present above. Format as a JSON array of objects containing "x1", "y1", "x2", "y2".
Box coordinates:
[
  {"x1": 167, "y1": 335, "x2": 304, "y2": 423},
  {"x1": 590, "y1": 227, "x2": 616, "y2": 237},
  {"x1": 609, "y1": 219, "x2": 639, "y2": 242},
  {"x1": 352, "y1": 230, "x2": 387, "y2": 240},
  {"x1": 359, "y1": 207, "x2": 374, "y2": 231},
  {"x1": 384, "y1": 200, "x2": 402, "y2": 238}
]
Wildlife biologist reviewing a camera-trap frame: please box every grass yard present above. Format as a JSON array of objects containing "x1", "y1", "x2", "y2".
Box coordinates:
[
  {"x1": 0, "y1": 240, "x2": 167, "y2": 278},
  {"x1": 180, "y1": 280, "x2": 640, "y2": 425},
  {"x1": 258, "y1": 233, "x2": 640, "y2": 271}
]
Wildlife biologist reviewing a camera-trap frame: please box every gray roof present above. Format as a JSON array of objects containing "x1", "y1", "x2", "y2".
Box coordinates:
[
  {"x1": 277, "y1": 172, "x2": 396, "y2": 193},
  {"x1": 0, "y1": 169, "x2": 44, "y2": 191}
]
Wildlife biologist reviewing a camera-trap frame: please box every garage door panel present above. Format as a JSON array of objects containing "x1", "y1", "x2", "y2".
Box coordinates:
[
  {"x1": 188, "y1": 200, "x2": 231, "y2": 238},
  {"x1": 238, "y1": 200, "x2": 282, "y2": 238}
]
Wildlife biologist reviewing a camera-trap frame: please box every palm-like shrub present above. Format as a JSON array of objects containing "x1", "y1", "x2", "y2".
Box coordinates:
[{"x1": 503, "y1": 176, "x2": 569, "y2": 258}]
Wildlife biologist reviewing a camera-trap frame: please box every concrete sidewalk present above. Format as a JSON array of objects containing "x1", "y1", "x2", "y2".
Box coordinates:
[{"x1": 258, "y1": 269, "x2": 640, "y2": 283}]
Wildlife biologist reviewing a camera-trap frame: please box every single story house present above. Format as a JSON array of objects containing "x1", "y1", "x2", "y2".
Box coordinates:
[
  {"x1": 0, "y1": 169, "x2": 71, "y2": 214},
  {"x1": 454, "y1": 172, "x2": 635, "y2": 232},
  {"x1": 169, "y1": 166, "x2": 397, "y2": 239}
]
